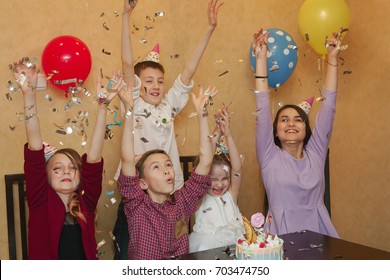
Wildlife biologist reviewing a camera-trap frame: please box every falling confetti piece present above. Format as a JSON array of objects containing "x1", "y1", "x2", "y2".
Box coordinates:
[
  {"x1": 106, "y1": 190, "x2": 115, "y2": 195},
  {"x1": 102, "y1": 49, "x2": 111, "y2": 55},
  {"x1": 96, "y1": 239, "x2": 106, "y2": 249},
  {"x1": 155, "y1": 11, "x2": 165, "y2": 17},
  {"x1": 218, "y1": 70, "x2": 228, "y2": 77}
]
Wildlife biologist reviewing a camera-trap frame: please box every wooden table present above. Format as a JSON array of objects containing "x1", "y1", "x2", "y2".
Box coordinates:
[{"x1": 180, "y1": 230, "x2": 390, "y2": 260}]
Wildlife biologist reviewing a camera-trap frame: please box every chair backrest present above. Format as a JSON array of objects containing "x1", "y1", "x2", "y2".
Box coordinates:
[
  {"x1": 263, "y1": 149, "x2": 331, "y2": 217},
  {"x1": 180, "y1": 156, "x2": 197, "y2": 181},
  {"x1": 5, "y1": 173, "x2": 28, "y2": 260}
]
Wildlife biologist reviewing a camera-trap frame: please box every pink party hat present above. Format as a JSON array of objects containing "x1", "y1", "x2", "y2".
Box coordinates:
[
  {"x1": 43, "y1": 141, "x2": 58, "y2": 161},
  {"x1": 144, "y1": 43, "x2": 160, "y2": 63},
  {"x1": 297, "y1": 96, "x2": 314, "y2": 114}
]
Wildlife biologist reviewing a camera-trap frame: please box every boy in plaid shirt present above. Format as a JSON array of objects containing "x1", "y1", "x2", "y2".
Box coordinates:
[{"x1": 117, "y1": 84, "x2": 216, "y2": 259}]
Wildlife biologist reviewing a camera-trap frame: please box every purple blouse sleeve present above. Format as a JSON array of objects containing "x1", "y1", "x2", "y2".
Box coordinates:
[
  {"x1": 307, "y1": 89, "x2": 337, "y2": 162},
  {"x1": 255, "y1": 91, "x2": 277, "y2": 168}
]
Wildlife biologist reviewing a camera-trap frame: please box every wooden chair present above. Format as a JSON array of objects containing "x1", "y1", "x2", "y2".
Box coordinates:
[
  {"x1": 5, "y1": 173, "x2": 28, "y2": 260},
  {"x1": 179, "y1": 155, "x2": 197, "y2": 182}
]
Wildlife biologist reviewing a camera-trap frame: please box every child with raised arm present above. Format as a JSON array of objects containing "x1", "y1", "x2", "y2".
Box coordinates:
[
  {"x1": 253, "y1": 28, "x2": 344, "y2": 237},
  {"x1": 189, "y1": 105, "x2": 244, "y2": 252},
  {"x1": 113, "y1": 0, "x2": 223, "y2": 259},
  {"x1": 11, "y1": 58, "x2": 121, "y2": 259},
  {"x1": 117, "y1": 85, "x2": 215, "y2": 259}
]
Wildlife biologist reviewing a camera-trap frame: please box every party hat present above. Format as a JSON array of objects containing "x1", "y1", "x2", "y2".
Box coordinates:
[
  {"x1": 297, "y1": 96, "x2": 314, "y2": 115},
  {"x1": 144, "y1": 43, "x2": 160, "y2": 62},
  {"x1": 43, "y1": 141, "x2": 58, "y2": 161},
  {"x1": 215, "y1": 135, "x2": 229, "y2": 155}
]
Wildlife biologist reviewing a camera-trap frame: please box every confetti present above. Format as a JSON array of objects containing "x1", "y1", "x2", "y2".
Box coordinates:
[
  {"x1": 202, "y1": 207, "x2": 212, "y2": 213},
  {"x1": 218, "y1": 70, "x2": 229, "y2": 77},
  {"x1": 55, "y1": 129, "x2": 67, "y2": 135},
  {"x1": 146, "y1": 15, "x2": 155, "y2": 22},
  {"x1": 110, "y1": 197, "x2": 117, "y2": 204},
  {"x1": 102, "y1": 49, "x2": 111, "y2": 55},
  {"x1": 8, "y1": 80, "x2": 19, "y2": 93},
  {"x1": 170, "y1": 54, "x2": 180, "y2": 59},
  {"x1": 154, "y1": 11, "x2": 165, "y2": 17},
  {"x1": 269, "y1": 64, "x2": 279, "y2": 72},
  {"x1": 9, "y1": 125, "x2": 15, "y2": 131},
  {"x1": 96, "y1": 239, "x2": 106, "y2": 249},
  {"x1": 144, "y1": 26, "x2": 154, "y2": 31},
  {"x1": 343, "y1": 70, "x2": 352, "y2": 75},
  {"x1": 54, "y1": 78, "x2": 78, "y2": 85},
  {"x1": 106, "y1": 190, "x2": 114, "y2": 195},
  {"x1": 139, "y1": 38, "x2": 147, "y2": 44},
  {"x1": 44, "y1": 94, "x2": 52, "y2": 102},
  {"x1": 140, "y1": 137, "x2": 149, "y2": 143},
  {"x1": 5, "y1": 93, "x2": 12, "y2": 101},
  {"x1": 102, "y1": 22, "x2": 109, "y2": 31}
]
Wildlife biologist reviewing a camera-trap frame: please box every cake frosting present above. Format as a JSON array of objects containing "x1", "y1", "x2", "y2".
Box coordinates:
[{"x1": 235, "y1": 213, "x2": 284, "y2": 260}]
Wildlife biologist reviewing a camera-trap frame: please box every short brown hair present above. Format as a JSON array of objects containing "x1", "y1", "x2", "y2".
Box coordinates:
[
  {"x1": 134, "y1": 61, "x2": 165, "y2": 76},
  {"x1": 135, "y1": 149, "x2": 169, "y2": 178}
]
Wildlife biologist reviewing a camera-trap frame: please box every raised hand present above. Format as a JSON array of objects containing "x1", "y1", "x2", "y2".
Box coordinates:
[
  {"x1": 191, "y1": 85, "x2": 218, "y2": 117},
  {"x1": 208, "y1": 0, "x2": 224, "y2": 28},
  {"x1": 96, "y1": 70, "x2": 126, "y2": 106},
  {"x1": 9, "y1": 57, "x2": 38, "y2": 93},
  {"x1": 123, "y1": 0, "x2": 138, "y2": 14},
  {"x1": 216, "y1": 105, "x2": 231, "y2": 138},
  {"x1": 326, "y1": 27, "x2": 347, "y2": 59},
  {"x1": 252, "y1": 28, "x2": 269, "y2": 59}
]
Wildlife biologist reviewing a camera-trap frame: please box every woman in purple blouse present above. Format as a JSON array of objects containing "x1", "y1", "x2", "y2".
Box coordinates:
[{"x1": 253, "y1": 28, "x2": 346, "y2": 238}]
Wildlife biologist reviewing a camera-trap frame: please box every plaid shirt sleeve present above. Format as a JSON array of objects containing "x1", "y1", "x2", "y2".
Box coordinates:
[
  {"x1": 175, "y1": 171, "x2": 211, "y2": 216},
  {"x1": 117, "y1": 170, "x2": 144, "y2": 202}
]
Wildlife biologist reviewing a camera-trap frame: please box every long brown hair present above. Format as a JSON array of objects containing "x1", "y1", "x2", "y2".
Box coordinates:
[{"x1": 47, "y1": 148, "x2": 86, "y2": 223}]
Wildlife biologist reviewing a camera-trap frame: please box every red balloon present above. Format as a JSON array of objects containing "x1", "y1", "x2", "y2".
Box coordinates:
[{"x1": 41, "y1": 35, "x2": 92, "y2": 91}]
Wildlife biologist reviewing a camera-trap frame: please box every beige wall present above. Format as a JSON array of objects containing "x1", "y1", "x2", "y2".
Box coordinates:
[{"x1": 0, "y1": 0, "x2": 389, "y2": 259}]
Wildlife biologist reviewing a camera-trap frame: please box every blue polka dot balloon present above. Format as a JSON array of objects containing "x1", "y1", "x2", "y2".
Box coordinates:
[{"x1": 250, "y1": 28, "x2": 298, "y2": 89}]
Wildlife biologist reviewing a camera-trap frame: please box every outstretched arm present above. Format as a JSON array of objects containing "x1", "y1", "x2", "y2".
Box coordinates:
[
  {"x1": 121, "y1": 0, "x2": 137, "y2": 87},
  {"x1": 10, "y1": 58, "x2": 41, "y2": 150},
  {"x1": 118, "y1": 80, "x2": 135, "y2": 176},
  {"x1": 253, "y1": 29, "x2": 270, "y2": 92},
  {"x1": 324, "y1": 27, "x2": 344, "y2": 91},
  {"x1": 218, "y1": 106, "x2": 242, "y2": 202},
  {"x1": 87, "y1": 70, "x2": 123, "y2": 163},
  {"x1": 191, "y1": 86, "x2": 217, "y2": 175},
  {"x1": 180, "y1": 0, "x2": 223, "y2": 85}
]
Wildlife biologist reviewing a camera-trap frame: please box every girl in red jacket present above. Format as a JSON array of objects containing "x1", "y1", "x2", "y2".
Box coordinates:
[{"x1": 10, "y1": 58, "x2": 126, "y2": 259}]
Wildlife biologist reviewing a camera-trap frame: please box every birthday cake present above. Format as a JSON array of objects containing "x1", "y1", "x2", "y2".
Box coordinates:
[{"x1": 235, "y1": 213, "x2": 284, "y2": 260}]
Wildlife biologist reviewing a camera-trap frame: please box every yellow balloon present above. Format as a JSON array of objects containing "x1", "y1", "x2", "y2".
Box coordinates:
[{"x1": 299, "y1": 0, "x2": 350, "y2": 55}]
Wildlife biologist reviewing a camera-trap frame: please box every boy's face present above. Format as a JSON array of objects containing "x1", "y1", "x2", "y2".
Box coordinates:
[
  {"x1": 139, "y1": 67, "x2": 165, "y2": 106},
  {"x1": 139, "y1": 153, "x2": 175, "y2": 203}
]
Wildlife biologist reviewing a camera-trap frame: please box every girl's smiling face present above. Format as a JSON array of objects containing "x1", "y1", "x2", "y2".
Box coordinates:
[{"x1": 208, "y1": 163, "x2": 230, "y2": 197}]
